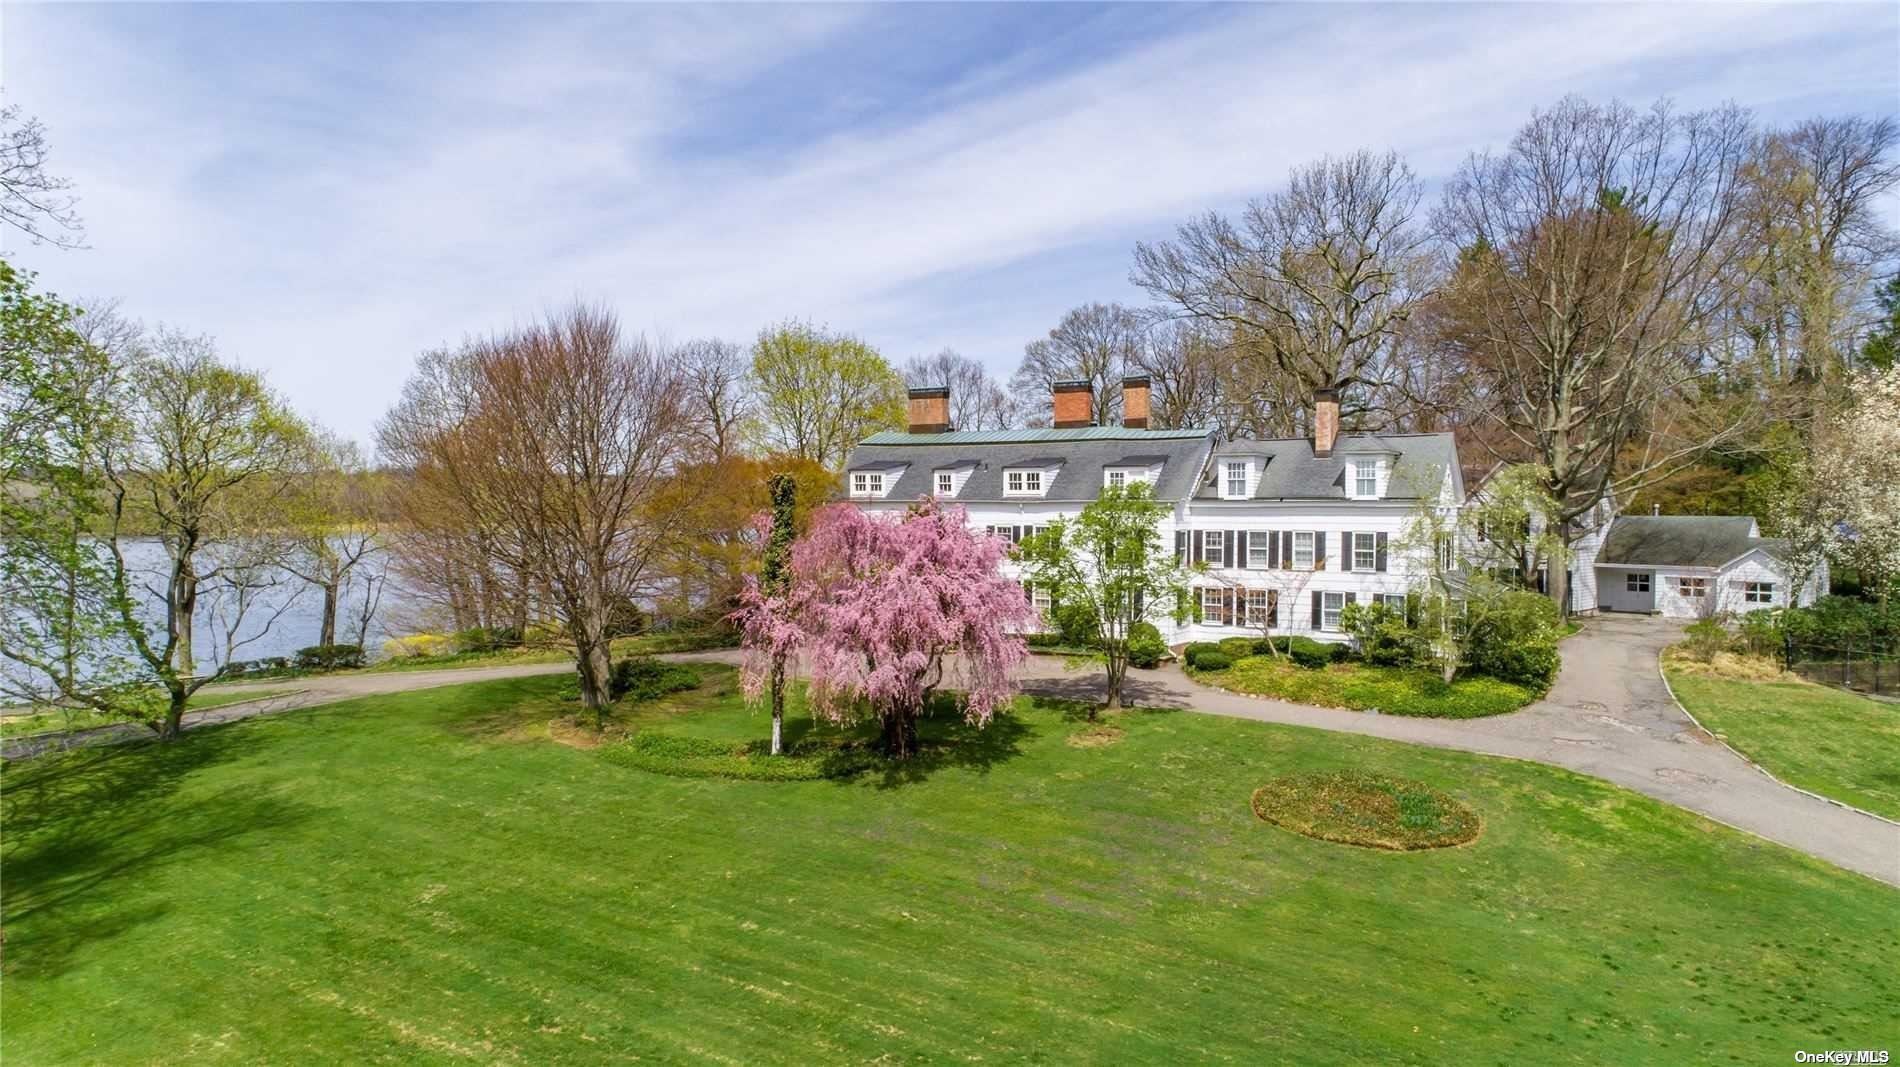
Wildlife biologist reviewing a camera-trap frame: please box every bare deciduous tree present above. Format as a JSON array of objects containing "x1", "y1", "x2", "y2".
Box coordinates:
[
  {"x1": 412, "y1": 305, "x2": 691, "y2": 722},
  {"x1": 1010, "y1": 303, "x2": 1143, "y2": 426},
  {"x1": 1, "y1": 103, "x2": 84, "y2": 248},
  {"x1": 1132, "y1": 149, "x2": 1431, "y2": 428},
  {"x1": 677, "y1": 337, "x2": 754, "y2": 461},
  {"x1": 903, "y1": 348, "x2": 1013, "y2": 430},
  {"x1": 1433, "y1": 96, "x2": 1761, "y2": 614},
  {"x1": 283, "y1": 433, "x2": 383, "y2": 648},
  {"x1": 1129, "y1": 318, "x2": 1224, "y2": 430}
]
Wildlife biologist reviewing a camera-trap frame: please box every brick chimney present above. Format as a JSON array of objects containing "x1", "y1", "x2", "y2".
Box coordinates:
[
  {"x1": 907, "y1": 386, "x2": 950, "y2": 434},
  {"x1": 1313, "y1": 388, "x2": 1339, "y2": 457},
  {"x1": 1121, "y1": 375, "x2": 1151, "y2": 429},
  {"x1": 1052, "y1": 380, "x2": 1093, "y2": 429}
]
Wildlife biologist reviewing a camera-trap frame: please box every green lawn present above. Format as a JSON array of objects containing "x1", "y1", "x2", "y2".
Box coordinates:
[
  {"x1": 0, "y1": 687, "x2": 296, "y2": 739},
  {"x1": 3, "y1": 668, "x2": 1893, "y2": 1063},
  {"x1": 1205, "y1": 654, "x2": 1538, "y2": 717},
  {"x1": 1666, "y1": 667, "x2": 1900, "y2": 822}
]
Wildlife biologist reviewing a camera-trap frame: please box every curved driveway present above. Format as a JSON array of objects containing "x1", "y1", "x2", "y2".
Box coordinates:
[
  {"x1": 12, "y1": 617, "x2": 1896, "y2": 886},
  {"x1": 1011, "y1": 614, "x2": 1899, "y2": 887}
]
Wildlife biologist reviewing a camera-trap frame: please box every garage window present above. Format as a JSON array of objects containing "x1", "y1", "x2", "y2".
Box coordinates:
[
  {"x1": 1675, "y1": 576, "x2": 1708, "y2": 599},
  {"x1": 1743, "y1": 581, "x2": 1775, "y2": 605},
  {"x1": 1626, "y1": 572, "x2": 1650, "y2": 593}
]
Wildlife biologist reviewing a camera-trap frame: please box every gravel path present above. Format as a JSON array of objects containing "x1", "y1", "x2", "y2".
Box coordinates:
[{"x1": 8, "y1": 621, "x2": 1894, "y2": 886}]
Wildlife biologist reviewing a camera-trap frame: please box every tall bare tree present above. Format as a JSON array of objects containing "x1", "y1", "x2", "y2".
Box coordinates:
[
  {"x1": 1132, "y1": 149, "x2": 1431, "y2": 428},
  {"x1": 1010, "y1": 303, "x2": 1143, "y2": 426},
  {"x1": 677, "y1": 337, "x2": 753, "y2": 461},
  {"x1": 903, "y1": 348, "x2": 1013, "y2": 430},
  {"x1": 0, "y1": 103, "x2": 84, "y2": 248},
  {"x1": 411, "y1": 305, "x2": 691, "y2": 722},
  {"x1": 1130, "y1": 318, "x2": 1224, "y2": 430},
  {"x1": 1433, "y1": 96, "x2": 1760, "y2": 614}
]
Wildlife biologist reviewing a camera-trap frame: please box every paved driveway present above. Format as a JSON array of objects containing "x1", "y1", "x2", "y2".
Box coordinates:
[
  {"x1": 1012, "y1": 614, "x2": 1899, "y2": 886},
  {"x1": 10, "y1": 622, "x2": 1896, "y2": 886}
]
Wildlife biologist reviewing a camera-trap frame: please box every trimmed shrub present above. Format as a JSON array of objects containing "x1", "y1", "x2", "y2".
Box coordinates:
[
  {"x1": 293, "y1": 644, "x2": 365, "y2": 671},
  {"x1": 1340, "y1": 600, "x2": 1423, "y2": 668},
  {"x1": 1182, "y1": 642, "x2": 1222, "y2": 668},
  {"x1": 1127, "y1": 622, "x2": 1167, "y2": 669},
  {"x1": 1463, "y1": 590, "x2": 1562, "y2": 688},
  {"x1": 1193, "y1": 651, "x2": 1233, "y2": 672},
  {"x1": 1218, "y1": 636, "x2": 1257, "y2": 660},
  {"x1": 608, "y1": 656, "x2": 701, "y2": 703},
  {"x1": 1051, "y1": 600, "x2": 1101, "y2": 650},
  {"x1": 222, "y1": 656, "x2": 292, "y2": 678},
  {"x1": 1287, "y1": 637, "x2": 1337, "y2": 670},
  {"x1": 452, "y1": 626, "x2": 525, "y2": 652},
  {"x1": 1024, "y1": 632, "x2": 1066, "y2": 649}
]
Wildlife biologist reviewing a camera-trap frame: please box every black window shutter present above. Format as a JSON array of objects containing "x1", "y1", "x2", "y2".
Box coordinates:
[
  {"x1": 1342, "y1": 531, "x2": 1355, "y2": 572},
  {"x1": 1310, "y1": 590, "x2": 1322, "y2": 628},
  {"x1": 1268, "y1": 530, "x2": 1280, "y2": 569},
  {"x1": 1315, "y1": 531, "x2": 1327, "y2": 570},
  {"x1": 1280, "y1": 530, "x2": 1292, "y2": 570},
  {"x1": 1268, "y1": 589, "x2": 1279, "y2": 627},
  {"x1": 1176, "y1": 530, "x2": 1187, "y2": 562},
  {"x1": 1192, "y1": 532, "x2": 1203, "y2": 565},
  {"x1": 1345, "y1": 592, "x2": 1357, "y2": 606},
  {"x1": 1376, "y1": 532, "x2": 1389, "y2": 572},
  {"x1": 1134, "y1": 588, "x2": 1145, "y2": 616}
]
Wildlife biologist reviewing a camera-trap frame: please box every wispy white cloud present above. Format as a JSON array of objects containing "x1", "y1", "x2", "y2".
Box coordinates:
[{"x1": 6, "y1": 2, "x2": 1895, "y2": 444}]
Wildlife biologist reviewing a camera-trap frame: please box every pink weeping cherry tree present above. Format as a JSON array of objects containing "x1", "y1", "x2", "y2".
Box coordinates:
[{"x1": 732, "y1": 498, "x2": 1035, "y2": 759}]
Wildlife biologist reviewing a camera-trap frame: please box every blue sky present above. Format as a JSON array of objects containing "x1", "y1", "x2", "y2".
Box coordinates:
[{"x1": 5, "y1": 2, "x2": 1897, "y2": 446}]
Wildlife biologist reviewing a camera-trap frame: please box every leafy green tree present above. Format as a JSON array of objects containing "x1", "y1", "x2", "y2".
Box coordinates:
[
  {"x1": 760, "y1": 472, "x2": 797, "y2": 755},
  {"x1": 1862, "y1": 274, "x2": 1899, "y2": 371},
  {"x1": 0, "y1": 263, "x2": 144, "y2": 725},
  {"x1": 749, "y1": 320, "x2": 905, "y2": 469},
  {"x1": 1016, "y1": 482, "x2": 1192, "y2": 715}
]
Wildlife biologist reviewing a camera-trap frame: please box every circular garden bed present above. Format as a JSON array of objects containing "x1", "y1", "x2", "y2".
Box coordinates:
[{"x1": 1250, "y1": 771, "x2": 1481, "y2": 850}]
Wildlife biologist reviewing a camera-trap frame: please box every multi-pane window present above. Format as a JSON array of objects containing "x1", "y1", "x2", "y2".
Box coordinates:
[
  {"x1": 1224, "y1": 460, "x2": 1249, "y2": 498},
  {"x1": 1743, "y1": 581, "x2": 1775, "y2": 605},
  {"x1": 1245, "y1": 588, "x2": 1275, "y2": 628},
  {"x1": 1321, "y1": 592, "x2": 1345, "y2": 631},
  {"x1": 1201, "y1": 586, "x2": 1226, "y2": 625},
  {"x1": 1202, "y1": 530, "x2": 1225, "y2": 563},
  {"x1": 1031, "y1": 585, "x2": 1053, "y2": 618},
  {"x1": 1247, "y1": 531, "x2": 1272, "y2": 568},
  {"x1": 1380, "y1": 593, "x2": 1407, "y2": 613},
  {"x1": 1292, "y1": 531, "x2": 1316, "y2": 570},
  {"x1": 1627, "y1": 572, "x2": 1651, "y2": 593},
  {"x1": 1676, "y1": 576, "x2": 1708, "y2": 599},
  {"x1": 1354, "y1": 462, "x2": 1378, "y2": 498},
  {"x1": 936, "y1": 472, "x2": 955, "y2": 496},
  {"x1": 850, "y1": 472, "x2": 883, "y2": 497},
  {"x1": 1106, "y1": 469, "x2": 1126, "y2": 490},
  {"x1": 1353, "y1": 532, "x2": 1376, "y2": 571},
  {"x1": 1005, "y1": 469, "x2": 1043, "y2": 495}
]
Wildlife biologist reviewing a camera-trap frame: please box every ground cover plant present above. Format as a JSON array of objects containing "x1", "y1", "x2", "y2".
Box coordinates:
[
  {"x1": 3, "y1": 670, "x2": 1894, "y2": 1063},
  {"x1": 1251, "y1": 770, "x2": 1482, "y2": 850},
  {"x1": 1665, "y1": 656, "x2": 1900, "y2": 821},
  {"x1": 1196, "y1": 654, "x2": 1537, "y2": 717}
]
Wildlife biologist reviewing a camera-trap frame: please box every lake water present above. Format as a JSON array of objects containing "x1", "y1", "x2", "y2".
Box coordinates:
[{"x1": 111, "y1": 538, "x2": 421, "y2": 673}]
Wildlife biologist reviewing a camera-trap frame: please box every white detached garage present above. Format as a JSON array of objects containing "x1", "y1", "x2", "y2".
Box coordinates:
[{"x1": 1591, "y1": 515, "x2": 1827, "y2": 618}]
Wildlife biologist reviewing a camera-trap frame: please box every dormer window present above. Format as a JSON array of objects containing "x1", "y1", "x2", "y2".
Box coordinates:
[
  {"x1": 1106, "y1": 469, "x2": 1125, "y2": 491},
  {"x1": 1005, "y1": 469, "x2": 1044, "y2": 496},
  {"x1": 850, "y1": 471, "x2": 885, "y2": 498},
  {"x1": 936, "y1": 471, "x2": 955, "y2": 496},
  {"x1": 1347, "y1": 458, "x2": 1385, "y2": 500},
  {"x1": 1221, "y1": 460, "x2": 1251, "y2": 500}
]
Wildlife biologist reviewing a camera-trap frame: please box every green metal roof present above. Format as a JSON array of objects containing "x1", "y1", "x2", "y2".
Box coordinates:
[{"x1": 860, "y1": 426, "x2": 1214, "y2": 445}]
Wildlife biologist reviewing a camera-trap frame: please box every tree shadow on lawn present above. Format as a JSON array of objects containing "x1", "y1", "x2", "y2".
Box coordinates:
[
  {"x1": 859, "y1": 697, "x2": 1034, "y2": 790},
  {"x1": 1, "y1": 727, "x2": 314, "y2": 979},
  {"x1": 1016, "y1": 672, "x2": 1191, "y2": 713}
]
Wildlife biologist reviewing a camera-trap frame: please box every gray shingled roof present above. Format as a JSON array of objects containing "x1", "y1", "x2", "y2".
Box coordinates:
[
  {"x1": 1597, "y1": 515, "x2": 1786, "y2": 568},
  {"x1": 843, "y1": 426, "x2": 1215, "y2": 503},
  {"x1": 1193, "y1": 433, "x2": 1458, "y2": 501}
]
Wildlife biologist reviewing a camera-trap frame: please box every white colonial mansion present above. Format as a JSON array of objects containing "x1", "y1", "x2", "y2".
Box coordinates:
[{"x1": 842, "y1": 379, "x2": 1463, "y2": 645}]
